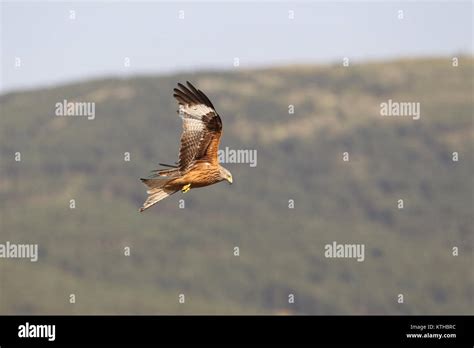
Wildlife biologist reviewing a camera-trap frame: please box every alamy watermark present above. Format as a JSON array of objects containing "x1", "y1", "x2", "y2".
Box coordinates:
[
  {"x1": 380, "y1": 99, "x2": 420, "y2": 120},
  {"x1": 55, "y1": 99, "x2": 95, "y2": 120},
  {"x1": 18, "y1": 322, "x2": 55, "y2": 341},
  {"x1": 218, "y1": 147, "x2": 257, "y2": 167},
  {"x1": 324, "y1": 241, "x2": 365, "y2": 262},
  {"x1": 0, "y1": 241, "x2": 38, "y2": 262}
]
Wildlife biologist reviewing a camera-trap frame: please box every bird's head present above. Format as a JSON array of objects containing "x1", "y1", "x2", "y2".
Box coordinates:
[{"x1": 219, "y1": 166, "x2": 233, "y2": 184}]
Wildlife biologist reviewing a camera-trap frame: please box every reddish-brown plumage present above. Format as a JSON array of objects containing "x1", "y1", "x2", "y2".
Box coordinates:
[
  {"x1": 166, "y1": 162, "x2": 223, "y2": 189},
  {"x1": 139, "y1": 81, "x2": 232, "y2": 212}
]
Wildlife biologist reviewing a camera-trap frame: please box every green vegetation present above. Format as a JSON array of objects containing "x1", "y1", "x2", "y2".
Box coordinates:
[{"x1": 0, "y1": 57, "x2": 472, "y2": 314}]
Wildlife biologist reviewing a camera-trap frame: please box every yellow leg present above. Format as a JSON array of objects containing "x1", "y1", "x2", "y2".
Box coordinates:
[{"x1": 181, "y1": 183, "x2": 191, "y2": 193}]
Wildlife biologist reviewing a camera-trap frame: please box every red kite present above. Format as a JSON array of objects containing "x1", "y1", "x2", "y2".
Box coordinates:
[{"x1": 139, "y1": 81, "x2": 233, "y2": 212}]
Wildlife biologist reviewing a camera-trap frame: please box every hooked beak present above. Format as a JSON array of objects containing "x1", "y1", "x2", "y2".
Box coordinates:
[{"x1": 227, "y1": 175, "x2": 233, "y2": 184}]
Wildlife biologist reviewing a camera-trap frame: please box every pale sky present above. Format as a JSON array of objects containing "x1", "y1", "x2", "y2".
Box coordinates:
[{"x1": 1, "y1": 0, "x2": 472, "y2": 93}]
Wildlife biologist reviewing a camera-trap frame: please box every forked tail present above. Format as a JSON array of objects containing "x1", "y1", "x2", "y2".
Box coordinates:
[{"x1": 139, "y1": 177, "x2": 178, "y2": 212}]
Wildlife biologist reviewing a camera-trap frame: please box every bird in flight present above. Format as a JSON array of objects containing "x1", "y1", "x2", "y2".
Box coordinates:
[{"x1": 139, "y1": 81, "x2": 233, "y2": 212}]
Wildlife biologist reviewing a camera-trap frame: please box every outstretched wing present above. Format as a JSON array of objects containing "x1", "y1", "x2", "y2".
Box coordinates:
[{"x1": 173, "y1": 81, "x2": 222, "y2": 173}]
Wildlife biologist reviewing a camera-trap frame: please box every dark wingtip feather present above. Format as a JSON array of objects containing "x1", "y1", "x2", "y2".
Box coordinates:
[
  {"x1": 198, "y1": 89, "x2": 214, "y2": 109},
  {"x1": 174, "y1": 81, "x2": 215, "y2": 110},
  {"x1": 186, "y1": 81, "x2": 196, "y2": 90},
  {"x1": 158, "y1": 162, "x2": 178, "y2": 168}
]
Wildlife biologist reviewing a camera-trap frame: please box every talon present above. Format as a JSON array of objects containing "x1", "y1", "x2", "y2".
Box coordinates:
[{"x1": 181, "y1": 183, "x2": 191, "y2": 193}]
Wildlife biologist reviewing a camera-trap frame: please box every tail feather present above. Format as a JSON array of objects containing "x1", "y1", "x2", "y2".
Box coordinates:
[
  {"x1": 139, "y1": 178, "x2": 178, "y2": 212},
  {"x1": 150, "y1": 167, "x2": 180, "y2": 178}
]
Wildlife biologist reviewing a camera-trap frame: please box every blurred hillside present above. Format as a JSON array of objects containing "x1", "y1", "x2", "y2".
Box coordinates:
[{"x1": 0, "y1": 57, "x2": 472, "y2": 314}]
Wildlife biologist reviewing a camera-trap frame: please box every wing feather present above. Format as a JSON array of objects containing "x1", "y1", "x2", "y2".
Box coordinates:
[{"x1": 173, "y1": 81, "x2": 222, "y2": 172}]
